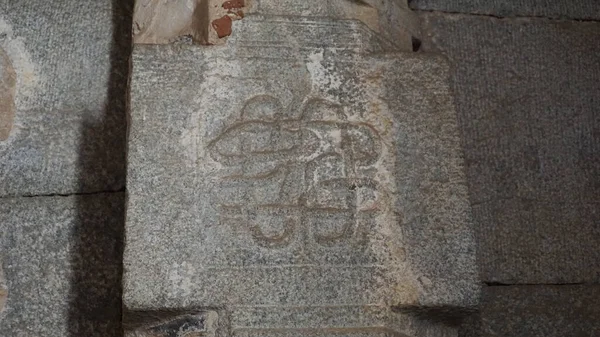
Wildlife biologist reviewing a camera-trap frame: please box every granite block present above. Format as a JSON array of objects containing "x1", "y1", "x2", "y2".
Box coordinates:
[
  {"x1": 124, "y1": 14, "x2": 478, "y2": 336},
  {"x1": 0, "y1": 193, "x2": 124, "y2": 336},
  {"x1": 410, "y1": 0, "x2": 600, "y2": 21},
  {"x1": 0, "y1": 0, "x2": 130, "y2": 196},
  {"x1": 420, "y1": 12, "x2": 600, "y2": 283},
  {"x1": 459, "y1": 285, "x2": 600, "y2": 337}
]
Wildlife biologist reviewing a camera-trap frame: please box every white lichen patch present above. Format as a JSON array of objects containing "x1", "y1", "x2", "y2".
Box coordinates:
[
  {"x1": 0, "y1": 17, "x2": 39, "y2": 110},
  {"x1": 168, "y1": 261, "x2": 196, "y2": 300},
  {"x1": 307, "y1": 50, "x2": 344, "y2": 98}
]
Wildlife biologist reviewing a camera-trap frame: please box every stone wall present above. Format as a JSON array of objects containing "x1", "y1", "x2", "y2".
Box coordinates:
[
  {"x1": 123, "y1": 5, "x2": 479, "y2": 335},
  {"x1": 419, "y1": 12, "x2": 600, "y2": 285},
  {"x1": 414, "y1": 2, "x2": 600, "y2": 336},
  {"x1": 0, "y1": 0, "x2": 131, "y2": 334},
  {"x1": 0, "y1": 0, "x2": 598, "y2": 336}
]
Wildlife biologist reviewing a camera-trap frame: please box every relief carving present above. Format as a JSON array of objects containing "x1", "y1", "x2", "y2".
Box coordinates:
[
  {"x1": 208, "y1": 96, "x2": 383, "y2": 249},
  {"x1": 0, "y1": 48, "x2": 16, "y2": 141}
]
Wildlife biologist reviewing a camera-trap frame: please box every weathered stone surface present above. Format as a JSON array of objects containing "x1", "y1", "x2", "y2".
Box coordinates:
[
  {"x1": 420, "y1": 12, "x2": 600, "y2": 284},
  {"x1": 0, "y1": 47, "x2": 16, "y2": 141},
  {"x1": 472, "y1": 199, "x2": 600, "y2": 284},
  {"x1": 410, "y1": 0, "x2": 600, "y2": 21},
  {"x1": 133, "y1": 0, "x2": 247, "y2": 45},
  {"x1": 0, "y1": 193, "x2": 124, "y2": 336},
  {"x1": 248, "y1": 0, "x2": 420, "y2": 50},
  {"x1": 124, "y1": 14, "x2": 477, "y2": 336},
  {"x1": 125, "y1": 310, "x2": 220, "y2": 337},
  {"x1": 459, "y1": 285, "x2": 600, "y2": 337},
  {"x1": 0, "y1": 0, "x2": 130, "y2": 196},
  {"x1": 133, "y1": 0, "x2": 418, "y2": 50},
  {"x1": 0, "y1": 263, "x2": 6, "y2": 315}
]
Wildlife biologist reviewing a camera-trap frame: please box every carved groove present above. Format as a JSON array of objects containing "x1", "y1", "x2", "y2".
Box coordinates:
[{"x1": 208, "y1": 96, "x2": 383, "y2": 249}]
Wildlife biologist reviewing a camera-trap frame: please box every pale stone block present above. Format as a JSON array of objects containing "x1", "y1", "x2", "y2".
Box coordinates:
[{"x1": 124, "y1": 14, "x2": 477, "y2": 336}]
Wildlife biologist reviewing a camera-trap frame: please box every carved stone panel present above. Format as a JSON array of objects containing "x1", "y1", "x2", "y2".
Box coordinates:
[{"x1": 125, "y1": 15, "x2": 477, "y2": 337}]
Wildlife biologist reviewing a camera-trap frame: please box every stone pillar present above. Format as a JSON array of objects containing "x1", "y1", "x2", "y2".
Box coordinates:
[{"x1": 124, "y1": 1, "x2": 478, "y2": 336}]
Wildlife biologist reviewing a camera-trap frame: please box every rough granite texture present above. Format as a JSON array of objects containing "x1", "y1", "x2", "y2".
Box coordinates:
[
  {"x1": 0, "y1": 263, "x2": 5, "y2": 314},
  {"x1": 410, "y1": 0, "x2": 600, "y2": 21},
  {"x1": 420, "y1": 12, "x2": 600, "y2": 284},
  {"x1": 459, "y1": 285, "x2": 600, "y2": 337},
  {"x1": 250, "y1": 0, "x2": 420, "y2": 50},
  {"x1": 0, "y1": 0, "x2": 130, "y2": 196},
  {"x1": 124, "y1": 14, "x2": 478, "y2": 337},
  {"x1": 0, "y1": 193, "x2": 124, "y2": 337}
]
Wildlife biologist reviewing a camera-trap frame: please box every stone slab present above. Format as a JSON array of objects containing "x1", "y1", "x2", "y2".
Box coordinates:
[
  {"x1": 410, "y1": 0, "x2": 600, "y2": 21},
  {"x1": 0, "y1": 193, "x2": 124, "y2": 336},
  {"x1": 420, "y1": 12, "x2": 600, "y2": 283},
  {"x1": 459, "y1": 285, "x2": 600, "y2": 337},
  {"x1": 0, "y1": 0, "x2": 130, "y2": 196},
  {"x1": 124, "y1": 14, "x2": 478, "y2": 336}
]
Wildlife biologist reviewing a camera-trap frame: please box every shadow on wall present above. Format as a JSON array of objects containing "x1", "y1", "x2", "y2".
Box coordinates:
[{"x1": 69, "y1": 0, "x2": 132, "y2": 336}]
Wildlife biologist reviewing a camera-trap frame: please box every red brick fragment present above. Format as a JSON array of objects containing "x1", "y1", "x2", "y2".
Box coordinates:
[
  {"x1": 212, "y1": 15, "x2": 233, "y2": 38},
  {"x1": 223, "y1": 0, "x2": 244, "y2": 10}
]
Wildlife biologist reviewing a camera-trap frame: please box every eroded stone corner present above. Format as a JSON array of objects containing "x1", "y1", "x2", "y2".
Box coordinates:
[{"x1": 133, "y1": 0, "x2": 247, "y2": 45}]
